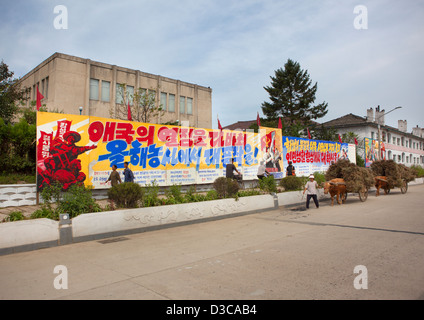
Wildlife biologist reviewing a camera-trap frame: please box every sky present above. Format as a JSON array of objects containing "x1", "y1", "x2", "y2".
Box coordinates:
[{"x1": 1, "y1": 0, "x2": 423, "y2": 130}]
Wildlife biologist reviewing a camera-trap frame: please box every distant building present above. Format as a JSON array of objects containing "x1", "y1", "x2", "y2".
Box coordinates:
[
  {"x1": 223, "y1": 120, "x2": 257, "y2": 131},
  {"x1": 18, "y1": 52, "x2": 213, "y2": 128},
  {"x1": 322, "y1": 107, "x2": 424, "y2": 167}
]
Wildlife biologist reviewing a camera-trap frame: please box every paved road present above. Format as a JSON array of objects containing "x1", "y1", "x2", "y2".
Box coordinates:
[{"x1": 1, "y1": 185, "x2": 424, "y2": 300}]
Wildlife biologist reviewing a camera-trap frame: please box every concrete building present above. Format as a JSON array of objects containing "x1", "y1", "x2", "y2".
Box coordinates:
[
  {"x1": 18, "y1": 52, "x2": 213, "y2": 128},
  {"x1": 322, "y1": 107, "x2": 424, "y2": 167}
]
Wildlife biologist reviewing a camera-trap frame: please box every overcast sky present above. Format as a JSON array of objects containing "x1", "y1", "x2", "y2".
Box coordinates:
[{"x1": 1, "y1": 0, "x2": 423, "y2": 130}]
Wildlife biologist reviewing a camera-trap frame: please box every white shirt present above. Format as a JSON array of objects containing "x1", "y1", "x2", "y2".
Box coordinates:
[
  {"x1": 305, "y1": 180, "x2": 318, "y2": 195},
  {"x1": 257, "y1": 164, "x2": 266, "y2": 175}
]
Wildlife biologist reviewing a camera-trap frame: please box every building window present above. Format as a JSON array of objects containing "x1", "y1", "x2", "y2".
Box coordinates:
[
  {"x1": 160, "y1": 92, "x2": 167, "y2": 111},
  {"x1": 45, "y1": 77, "x2": 49, "y2": 99},
  {"x1": 187, "y1": 97, "x2": 193, "y2": 115},
  {"x1": 101, "y1": 81, "x2": 110, "y2": 102},
  {"x1": 89, "y1": 79, "x2": 99, "y2": 100},
  {"x1": 116, "y1": 84, "x2": 124, "y2": 104},
  {"x1": 41, "y1": 79, "x2": 45, "y2": 98},
  {"x1": 127, "y1": 86, "x2": 134, "y2": 105},
  {"x1": 168, "y1": 94, "x2": 175, "y2": 112},
  {"x1": 180, "y1": 96, "x2": 186, "y2": 114}
]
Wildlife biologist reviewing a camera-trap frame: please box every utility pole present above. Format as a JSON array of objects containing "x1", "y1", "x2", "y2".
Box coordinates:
[{"x1": 376, "y1": 106, "x2": 402, "y2": 160}]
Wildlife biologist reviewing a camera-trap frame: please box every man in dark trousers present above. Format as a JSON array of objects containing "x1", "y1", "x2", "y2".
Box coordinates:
[
  {"x1": 286, "y1": 161, "x2": 296, "y2": 177},
  {"x1": 106, "y1": 164, "x2": 122, "y2": 187},
  {"x1": 123, "y1": 161, "x2": 135, "y2": 183},
  {"x1": 226, "y1": 158, "x2": 240, "y2": 179}
]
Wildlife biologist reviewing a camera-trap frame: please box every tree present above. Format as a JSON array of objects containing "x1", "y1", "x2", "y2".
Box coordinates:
[
  {"x1": 0, "y1": 60, "x2": 30, "y2": 124},
  {"x1": 261, "y1": 59, "x2": 328, "y2": 125},
  {"x1": 111, "y1": 84, "x2": 164, "y2": 123}
]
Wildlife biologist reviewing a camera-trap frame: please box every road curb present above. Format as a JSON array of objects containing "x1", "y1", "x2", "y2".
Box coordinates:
[{"x1": 1, "y1": 180, "x2": 423, "y2": 256}]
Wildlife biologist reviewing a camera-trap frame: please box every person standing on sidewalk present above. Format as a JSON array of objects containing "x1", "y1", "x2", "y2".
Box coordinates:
[{"x1": 303, "y1": 174, "x2": 319, "y2": 209}]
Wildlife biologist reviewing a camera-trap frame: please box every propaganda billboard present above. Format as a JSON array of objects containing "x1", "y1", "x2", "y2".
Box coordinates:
[
  {"x1": 281, "y1": 136, "x2": 351, "y2": 177},
  {"x1": 36, "y1": 112, "x2": 262, "y2": 191}
]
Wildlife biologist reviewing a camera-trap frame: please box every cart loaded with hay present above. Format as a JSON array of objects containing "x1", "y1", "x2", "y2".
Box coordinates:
[
  {"x1": 370, "y1": 160, "x2": 416, "y2": 196},
  {"x1": 324, "y1": 159, "x2": 375, "y2": 203}
]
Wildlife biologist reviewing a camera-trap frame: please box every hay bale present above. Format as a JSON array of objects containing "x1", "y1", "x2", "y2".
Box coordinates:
[
  {"x1": 370, "y1": 160, "x2": 415, "y2": 188},
  {"x1": 325, "y1": 159, "x2": 374, "y2": 193},
  {"x1": 398, "y1": 163, "x2": 416, "y2": 183}
]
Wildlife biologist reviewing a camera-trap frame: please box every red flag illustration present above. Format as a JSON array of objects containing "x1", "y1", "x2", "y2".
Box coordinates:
[
  {"x1": 36, "y1": 85, "x2": 44, "y2": 111},
  {"x1": 307, "y1": 128, "x2": 312, "y2": 139},
  {"x1": 278, "y1": 117, "x2": 282, "y2": 129},
  {"x1": 338, "y1": 134, "x2": 343, "y2": 143},
  {"x1": 127, "y1": 101, "x2": 132, "y2": 121},
  {"x1": 354, "y1": 137, "x2": 358, "y2": 145},
  {"x1": 257, "y1": 112, "x2": 261, "y2": 127}
]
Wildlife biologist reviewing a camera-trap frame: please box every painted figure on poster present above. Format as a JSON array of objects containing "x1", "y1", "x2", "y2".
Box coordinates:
[{"x1": 38, "y1": 131, "x2": 97, "y2": 190}]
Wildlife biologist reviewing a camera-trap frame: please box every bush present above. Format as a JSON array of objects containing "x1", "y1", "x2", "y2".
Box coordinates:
[
  {"x1": 31, "y1": 183, "x2": 101, "y2": 220},
  {"x1": 31, "y1": 206, "x2": 59, "y2": 220},
  {"x1": 59, "y1": 184, "x2": 102, "y2": 216},
  {"x1": 280, "y1": 176, "x2": 305, "y2": 191},
  {"x1": 213, "y1": 177, "x2": 239, "y2": 199},
  {"x1": 107, "y1": 182, "x2": 144, "y2": 208},
  {"x1": 143, "y1": 181, "x2": 161, "y2": 207},
  {"x1": 2, "y1": 211, "x2": 25, "y2": 222},
  {"x1": 237, "y1": 189, "x2": 262, "y2": 197},
  {"x1": 258, "y1": 175, "x2": 277, "y2": 193},
  {"x1": 411, "y1": 165, "x2": 424, "y2": 178},
  {"x1": 165, "y1": 184, "x2": 184, "y2": 203},
  {"x1": 312, "y1": 172, "x2": 326, "y2": 185},
  {"x1": 206, "y1": 189, "x2": 218, "y2": 200}
]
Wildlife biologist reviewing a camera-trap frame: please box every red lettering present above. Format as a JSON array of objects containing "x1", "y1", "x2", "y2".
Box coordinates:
[
  {"x1": 88, "y1": 121, "x2": 104, "y2": 142},
  {"x1": 192, "y1": 129, "x2": 207, "y2": 147},
  {"x1": 136, "y1": 125, "x2": 155, "y2": 145},
  {"x1": 115, "y1": 122, "x2": 135, "y2": 144},
  {"x1": 103, "y1": 122, "x2": 117, "y2": 142}
]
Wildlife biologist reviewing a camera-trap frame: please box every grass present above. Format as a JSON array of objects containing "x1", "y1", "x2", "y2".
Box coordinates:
[{"x1": 0, "y1": 173, "x2": 36, "y2": 184}]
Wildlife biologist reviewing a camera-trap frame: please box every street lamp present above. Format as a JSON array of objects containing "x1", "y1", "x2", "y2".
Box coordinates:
[
  {"x1": 79, "y1": 106, "x2": 83, "y2": 115},
  {"x1": 376, "y1": 106, "x2": 402, "y2": 160}
]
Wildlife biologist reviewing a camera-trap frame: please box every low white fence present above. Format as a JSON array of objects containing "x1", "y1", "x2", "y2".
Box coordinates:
[{"x1": 0, "y1": 184, "x2": 37, "y2": 207}]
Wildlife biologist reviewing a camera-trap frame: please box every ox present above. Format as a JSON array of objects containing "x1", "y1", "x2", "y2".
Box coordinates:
[
  {"x1": 374, "y1": 176, "x2": 389, "y2": 196},
  {"x1": 323, "y1": 178, "x2": 347, "y2": 206}
]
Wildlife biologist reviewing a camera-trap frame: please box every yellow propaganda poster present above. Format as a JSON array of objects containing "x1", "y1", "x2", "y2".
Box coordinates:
[
  {"x1": 36, "y1": 112, "x2": 262, "y2": 191},
  {"x1": 259, "y1": 126, "x2": 284, "y2": 178}
]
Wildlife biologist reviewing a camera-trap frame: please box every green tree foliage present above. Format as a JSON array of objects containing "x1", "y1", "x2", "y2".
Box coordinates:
[
  {"x1": 0, "y1": 60, "x2": 30, "y2": 124},
  {"x1": 262, "y1": 59, "x2": 328, "y2": 125},
  {"x1": 0, "y1": 117, "x2": 36, "y2": 174},
  {"x1": 111, "y1": 84, "x2": 164, "y2": 123}
]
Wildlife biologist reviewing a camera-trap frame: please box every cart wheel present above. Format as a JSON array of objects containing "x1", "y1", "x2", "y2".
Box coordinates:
[
  {"x1": 401, "y1": 181, "x2": 408, "y2": 194},
  {"x1": 359, "y1": 189, "x2": 368, "y2": 202},
  {"x1": 342, "y1": 192, "x2": 348, "y2": 203}
]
